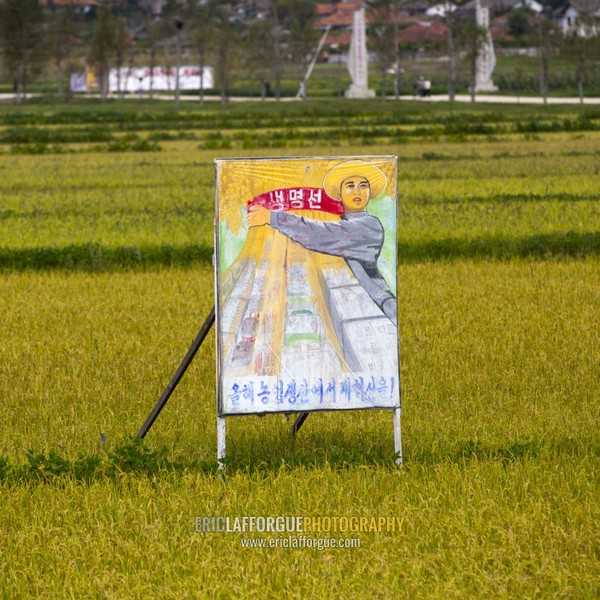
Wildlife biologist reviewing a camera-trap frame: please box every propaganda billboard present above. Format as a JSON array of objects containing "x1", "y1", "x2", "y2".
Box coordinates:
[{"x1": 215, "y1": 156, "x2": 400, "y2": 416}]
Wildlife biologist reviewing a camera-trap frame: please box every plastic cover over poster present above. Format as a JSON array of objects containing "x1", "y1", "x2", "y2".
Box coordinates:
[{"x1": 215, "y1": 156, "x2": 400, "y2": 416}]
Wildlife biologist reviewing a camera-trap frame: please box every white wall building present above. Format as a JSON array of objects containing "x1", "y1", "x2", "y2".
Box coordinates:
[{"x1": 555, "y1": 0, "x2": 600, "y2": 37}]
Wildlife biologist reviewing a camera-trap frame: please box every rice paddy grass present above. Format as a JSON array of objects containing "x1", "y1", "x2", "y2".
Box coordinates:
[{"x1": 0, "y1": 100, "x2": 598, "y2": 598}]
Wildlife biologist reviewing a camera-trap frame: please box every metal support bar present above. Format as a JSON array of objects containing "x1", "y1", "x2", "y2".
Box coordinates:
[
  {"x1": 290, "y1": 412, "x2": 310, "y2": 437},
  {"x1": 296, "y1": 25, "x2": 331, "y2": 99},
  {"x1": 136, "y1": 305, "x2": 215, "y2": 438}
]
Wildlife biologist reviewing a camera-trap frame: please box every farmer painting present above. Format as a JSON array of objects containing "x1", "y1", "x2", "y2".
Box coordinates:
[{"x1": 247, "y1": 159, "x2": 397, "y2": 325}]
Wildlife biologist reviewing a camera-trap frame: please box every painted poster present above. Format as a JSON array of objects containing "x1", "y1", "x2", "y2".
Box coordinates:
[{"x1": 215, "y1": 156, "x2": 399, "y2": 416}]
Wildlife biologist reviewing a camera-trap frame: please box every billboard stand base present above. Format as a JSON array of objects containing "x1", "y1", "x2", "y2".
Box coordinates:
[
  {"x1": 133, "y1": 303, "x2": 403, "y2": 469},
  {"x1": 217, "y1": 416, "x2": 226, "y2": 470},
  {"x1": 394, "y1": 408, "x2": 402, "y2": 467}
]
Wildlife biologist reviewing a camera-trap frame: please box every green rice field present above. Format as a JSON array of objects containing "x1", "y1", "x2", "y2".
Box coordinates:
[{"x1": 0, "y1": 99, "x2": 598, "y2": 598}]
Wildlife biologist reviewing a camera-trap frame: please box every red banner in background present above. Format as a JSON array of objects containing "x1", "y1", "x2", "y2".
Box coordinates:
[{"x1": 248, "y1": 187, "x2": 344, "y2": 215}]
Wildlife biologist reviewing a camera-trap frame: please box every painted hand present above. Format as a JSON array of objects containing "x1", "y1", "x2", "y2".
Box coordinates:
[{"x1": 247, "y1": 205, "x2": 271, "y2": 228}]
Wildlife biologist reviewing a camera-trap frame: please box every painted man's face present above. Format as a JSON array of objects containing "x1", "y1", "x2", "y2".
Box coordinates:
[{"x1": 340, "y1": 176, "x2": 371, "y2": 213}]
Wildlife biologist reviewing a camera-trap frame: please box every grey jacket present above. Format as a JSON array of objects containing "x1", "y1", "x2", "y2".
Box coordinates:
[{"x1": 270, "y1": 211, "x2": 397, "y2": 325}]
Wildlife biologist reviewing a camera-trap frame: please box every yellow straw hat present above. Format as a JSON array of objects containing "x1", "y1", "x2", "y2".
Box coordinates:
[{"x1": 322, "y1": 159, "x2": 388, "y2": 200}]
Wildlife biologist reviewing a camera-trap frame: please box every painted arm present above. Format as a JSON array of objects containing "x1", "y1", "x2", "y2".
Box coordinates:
[{"x1": 269, "y1": 211, "x2": 383, "y2": 264}]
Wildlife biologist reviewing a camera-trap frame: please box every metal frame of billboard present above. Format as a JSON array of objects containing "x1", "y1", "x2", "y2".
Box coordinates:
[{"x1": 214, "y1": 156, "x2": 402, "y2": 467}]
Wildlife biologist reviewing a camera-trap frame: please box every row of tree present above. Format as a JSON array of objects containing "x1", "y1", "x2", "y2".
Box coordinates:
[
  {"x1": 0, "y1": 0, "x2": 319, "y2": 103},
  {"x1": 0, "y1": 0, "x2": 598, "y2": 104},
  {"x1": 367, "y1": 0, "x2": 600, "y2": 104}
]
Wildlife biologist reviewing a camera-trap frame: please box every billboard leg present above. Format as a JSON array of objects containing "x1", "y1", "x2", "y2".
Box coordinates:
[
  {"x1": 393, "y1": 408, "x2": 402, "y2": 467},
  {"x1": 217, "y1": 416, "x2": 226, "y2": 470},
  {"x1": 135, "y1": 305, "x2": 215, "y2": 438},
  {"x1": 291, "y1": 412, "x2": 309, "y2": 437}
]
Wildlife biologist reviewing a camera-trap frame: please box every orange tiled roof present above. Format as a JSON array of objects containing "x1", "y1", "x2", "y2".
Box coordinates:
[
  {"x1": 398, "y1": 21, "x2": 447, "y2": 43},
  {"x1": 39, "y1": 0, "x2": 101, "y2": 6},
  {"x1": 316, "y1": 1, "x2": 363, "y2": 27}
]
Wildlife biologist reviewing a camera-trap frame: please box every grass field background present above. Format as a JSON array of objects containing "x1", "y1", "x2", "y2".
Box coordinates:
[{"x1": 0, "y1": 99, "x2": 598, "y2": 598}]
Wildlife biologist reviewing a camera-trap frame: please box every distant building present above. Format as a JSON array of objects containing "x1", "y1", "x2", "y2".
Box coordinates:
[
  {"x1": 38, "y1": 0, "x2": 100, "y2": 8},
  {"x1": 144, "y1": 0, "x2": 168, "y2": 17},
  {"x1": 513, "y1": 0, "x2": 544, "y2": 14},
  {"x1": 555, "y1": 0, "x2": 600, "y2": 37},
  {"x1": 462, "y1": 0, "x2": 541, "y2": 14},
  {"x1": 425, "y1": 3, "x2": 455, "y2": 18},
  {"x1": 316, "y1": 1, "x2": 427, "y2": 47},
  {"x1": 490, "y1": 14, "x2": 510, "y2": 40}
]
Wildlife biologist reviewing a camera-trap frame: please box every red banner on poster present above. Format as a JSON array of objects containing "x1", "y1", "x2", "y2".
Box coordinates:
[{"x1": 248, "y1": 187, "x2": 344, "y2": 215}]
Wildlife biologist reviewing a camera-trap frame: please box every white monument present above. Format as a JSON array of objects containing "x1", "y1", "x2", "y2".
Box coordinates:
[
  {"x1": 345, "y1": 7, "x2": 375, "y2": 99},
  {"x1": 475, "y1": 0, "x2": 498, "y2": 92}
]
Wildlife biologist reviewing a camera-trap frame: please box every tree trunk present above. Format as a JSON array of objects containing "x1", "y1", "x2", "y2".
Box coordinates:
[
  {"x1": 15, "y1": 78, "x2": 23, "y2": 104},
  {"x1": 219, "y1": 47, "x2": 228, "y2": 104},
  {"x1": 470, "y1": 51, "x2": 476, "y2": 103},
  {"x1": 125, "y1": 53, "x2": 135, "y2": 101},
  {"x1": 540, "y1": 52, "x2": 548, "y2": 104},
  {"x1": 149, "y1": 48, "x2": 155, "y2": 100},
  {"x1": 274, "y1": 59, "x2": 281, "y2": 100},
  {"x1": 259, "y1": 57, "x2": 267, "y2": 102},
  {"x1": 21, "y1": 62, "x2": 30, "y2": 104},
  {"x1": 336, "y1": 52, "x2": 342, "y2": 97},
  {"x1": 199, "y1": 52, "x2": 205, "y2": 106},
  {"x1": 99, "y1": 65, "x2": 108, "y2": 102},
  {"x1": 272, "y1": 4, "x2": 281, "y2": 100},
  {"x1": 55, "y1": 57, "x2": 63, "y2": 100},
  {"x1": 394, "y1": 21, "x2": 400, "y2": 100},
  {"x1": 163, "y1": 46, "x2": 173, "y2": 93},
  {"x1": 175, "y1": 31, "x2": 181, "y2": 110},
  {"x1": 447, "y1": 21, "x2": 456, "y2": 102},
  {"x1": 577, "y1": 58, "x2": 584, "y2": 104},
  {"x1": 538, "y1": 20, "x2": 549, "y2": 105}
]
